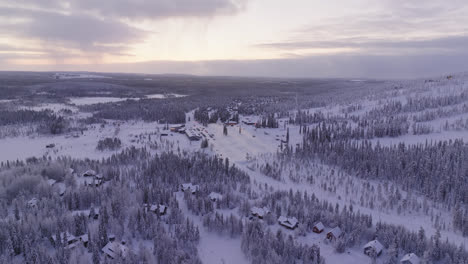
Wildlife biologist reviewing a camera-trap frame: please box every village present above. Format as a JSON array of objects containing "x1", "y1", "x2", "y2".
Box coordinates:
[{"x1": 1, "y1": 72, "x2": 468, "y2": 264}]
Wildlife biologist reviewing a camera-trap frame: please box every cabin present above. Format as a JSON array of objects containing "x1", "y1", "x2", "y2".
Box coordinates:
[
  {"x1": 326, "y1": 227, "x2": 342, "y2": 240},
  {"x1": 27, "y1": 198, "x2": 39, "y2": 208},
  {"x1": 83, "y1": 177, "x2": 102, "y2": 187},
  {"x1": 313, "y1": 222, "x2": 325, "y2": 233},
  {"x1": 400, "y1": 253, "x2": 420, "y2": 264},
  {"x1": 58, "y1": 185, "x2": 66, "y2": 196},
  {"x1": 242, "y1": 119, "x2": 256, "y2": 126},
  {"x1": 185, "y1": 129, "x2": 202, "y2": 141},
  {"x1": 208, "y1": 192, "x2": 223, "y2": 202},
  {"x1": 88, "y1": 208, "x2": 100, "y2": 220},
  {"x1": 278, "y1": 216, "x2": 299, "y2": 229},
  {"x1": 102, "y1": 241, "x2": 129, "y2": 259},
  {"x1": 144, "y1": 204, "x2": 168, "y2": 215},
  {"x1": 226, "y1": 120, "x2": 238, "y2": 126},
  {"x1": 170, "y1": 125, "x2": 185, "y2": 132},
  {"x1": 251, "y1": 207, "x2": 270, "y2": 219},
  {"x1": 47, "y1": 179, "x2": 57, "y2": 186},
  {"x1": 158, "y1": 205, "x2": 168, "y2": 215},
  {"x1": 82, "y1": 170, "x2": 97, "y2": 177},
  {"x1": 363, "y1": 240, "x2": 384, "y2": 257},
  {"x1": 79, "y1": 234, "x2": 89, "y2": 247},
  {"x1": 52, "y1": 232, "x2": 79, "y2": 249},
  {"x1": 181, "y1": 183, "x2": 199, "y2": 194}
]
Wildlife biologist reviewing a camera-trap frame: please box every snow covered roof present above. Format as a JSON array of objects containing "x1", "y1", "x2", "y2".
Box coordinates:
[
  {"x1": 88, "y1": 208, "x2": 100, "y2": 218},
  {"x1": 57, "y1": 184, "x2": 66, "y2": 196},
  {"x1": 80, "y1": 234, "x2": 89, "y2": 243},
  {"x1": 149, "y1": 204, "x2": 158, "y2": 212},
  {"x1": 82, "y1": 170, "x2": 97, "y2": 177},
  {"x1": 158, "y1": 205, "x2": 167, "y2": 214},
  {"x1": 327, "y1": 227, "x2": 342, "y2": 238},
  {"x1": 83, "y1": 178, "x2": 102, "y2": 186},
  {"x1": 401, "y1": 253, "x2": 420, "y2": 264},
  {"x1": 251, "y1": 206, "x2": 270, "y2": 218},
  {"x1": 52, "y1": 232, "x2": 77, "y2": 244},
  {"x1": 102, "y1": 241, "x2": 129, "y2": 259},
  {"x1": 208, "y1": 192, "x2": 223, "y2": 201},
  {"x1": 185, "y1": 128, "x2": 203, "y2": 140},
  {"x1": 27, "y1": 198, "x2": 38, "y2": 207},
  {"x1": 278, "y1": 216, "x2": 298, "y2": 229},
  {"x1": 313, "y1": 222, "x2": 325, "y2": 231},
  {"x1": 181, "y1": 183, "x2": 199, "y2": 193},
  {"x1": 47, "y1": 179, "x2": 57, "y2": 186},
  {"x1": 364, "y1": 240, "x2": 384, "y2": 254},
  {"x1": 145, "y1": 204, "x2": 168, "y2": 215}
]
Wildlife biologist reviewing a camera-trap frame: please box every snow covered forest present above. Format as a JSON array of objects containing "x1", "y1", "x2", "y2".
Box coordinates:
[{"x1": 1, "y1": 71, "x2": 468, "y2": 263}]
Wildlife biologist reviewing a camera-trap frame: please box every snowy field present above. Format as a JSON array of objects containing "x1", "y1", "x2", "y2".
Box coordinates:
[{"x1": 1, "y1": 72, "x2": 468, "y2": 264}]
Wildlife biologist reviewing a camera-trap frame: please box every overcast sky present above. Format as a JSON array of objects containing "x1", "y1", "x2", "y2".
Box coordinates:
[{"x1": 0, "y1": 0, "x2": 467, "y2": 78}]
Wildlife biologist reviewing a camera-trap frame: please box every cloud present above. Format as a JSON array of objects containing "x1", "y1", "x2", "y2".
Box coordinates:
[
  {"x1": 71, "y1": 0, "x2": 246, "y2": 20},
  {"x1": 258, "y1": 35, "x2": 468, "y2": 55},
  {"x1": 0, "y1": 0, "x2": 245, "y2": 59},
  {"x1": 0, "y1": 7, "x2": 145, "y2": 54},
  {"x1": 11, "y1": 0, "x2": 246, "y2": 20},
  {"x1": 256, "y1": 0, "x2": 468, "y2": 59}
]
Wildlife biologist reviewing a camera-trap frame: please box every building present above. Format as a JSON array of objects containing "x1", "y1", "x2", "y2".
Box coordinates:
[
  {"x1": 170, "y1": 124, "x2": 185, "y2": 132},
  {"x1": 158, "y1": 205, "x2": 168, "y2": 215},
  {"x1": 181, "y1": 183, "x2": 199, "y2": 194},
  {"x1": 83, "y1": 177, "x2": 102, "y2": 187},
  {"x1": 58, "y1": 185, "x2": 66, "y2": 196},
  {"x1": 27, "y1": 198, "x2": 39, "y2": 208},
  {"x1": 242, "y1": 119, "x2": 256, "y2": 126},
  {"x1": 52, "y1": 232, "x2": 79, "y2": 249},
  {"x1": 46, "y1": 143, "x2": 55, "y2": 148},
  {"x1": 278, "y1": 216, "x2": 299, "y2": 229},
  {"x1": 144, "y1": 204, "x2": 168, "y2": 215},
  {"x1": 326, "y1": 227, "x2": 342, "y2": 240},
  {"x1": 102, "y1": 241, "x2": 129, "y2": 259},
  {"x1": 313, "y1": 222, "x2": 325, "y2": 233},
  {"x1": 363, "y1": 240, "x2": 384, "y2": 257},
  {"x1": 47, "y1": 179, "x2": 57, "y2": 186},
  {"x1": 400, "y1": 253, "x2": 420, "y2": 264},
  {"x1": 82, "y1": 170, "x2": 97, "y2": 177},
  {"x1": 208, "y1": 192, "x2": 223, "y2": 202},
  {"x1": 226, "y1": 120, "x2": 238, "y2": 126},
  {"x1": 88, "y1": 208, "x2": 100, "y2": 220},
  {"x1": 79, "y1": 234, "x2": 89, "y2": 247},
  {"x1": 185, "y1": 129, "x2": 202, "y2": 141},
  {"x1": 251, "y1": 207, "x2": 270, "y2": 219}
]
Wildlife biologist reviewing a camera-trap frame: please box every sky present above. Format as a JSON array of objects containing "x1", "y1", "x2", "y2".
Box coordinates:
[{"x1": 0, "y1": 0, "x2": 467, "y2": 78}]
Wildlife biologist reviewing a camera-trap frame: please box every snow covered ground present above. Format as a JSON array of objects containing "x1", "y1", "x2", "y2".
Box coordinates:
[{"x1": 2, "y1": 73, "x2": 468, "y2": 263}]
